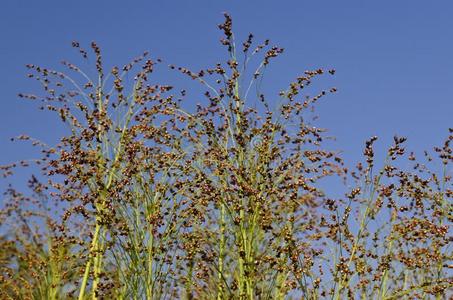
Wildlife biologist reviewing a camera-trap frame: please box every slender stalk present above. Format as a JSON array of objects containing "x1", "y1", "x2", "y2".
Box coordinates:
[
  {"x1": 185, "y1": 259, "x2": 194, "y2": 300},
  {"x1": 334, "y1": 157, "x2": 390, "y2": 300},
  {"x1": 146, "y1": 223, "x2": 154, "y2": 300},
  {"x1": 379, "y1": 210, "x2": 396, "y2": 299},
  {"x1": 78, "y1": 223, "x2": 101, "y2": 300},
  {"x1": 78, "y1": 85, "x2": 136, "y2": 299},
  {"x1": 435, "y1": 165, "x2": 447, "y2": 300},
  {"x1": 217, "y1": 202, "x2": 226, "y2": 300},
  {"x1": 91, "y1": 229, "x2": 106, "y2": 300},
  {"x1": 237, "y1": 210, "x2": 246, "y2": 298}
]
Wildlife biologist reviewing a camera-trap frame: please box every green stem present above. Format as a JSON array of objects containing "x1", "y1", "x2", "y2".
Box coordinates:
[
  {"x1": 334, "y1": 161, "x2": 387, "y2": 300},
  {"x1": 379, "y1": 234, "x2": 394, "y2": 299},
  {"x1": 217, "y1": 202, "x2": 226, "y2": 300},
  {"x1": 146, "y1": 223, "x2": 154, "y2": 300},
  {"x1": 435, "y1": 165, "x2": 447, "y2": 300},
  {"x1": 78, "y1": 223, "x2": 101, "y2": 300},
  {"x1": 91, "y1": 229, "x2": 106, "y2": 300},
  {"x1": 185, "y1": 259, "x2": 194, "y2": 300}
]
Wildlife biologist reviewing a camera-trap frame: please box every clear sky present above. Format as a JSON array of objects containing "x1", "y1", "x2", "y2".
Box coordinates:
[{"x1": 1, "y1": 0, "x2": 452, "y2": 176}]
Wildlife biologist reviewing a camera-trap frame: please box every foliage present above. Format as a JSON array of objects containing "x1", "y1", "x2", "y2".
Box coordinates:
[{"x1": 1, "y1": 14, "x2": 452, "y2": 300}]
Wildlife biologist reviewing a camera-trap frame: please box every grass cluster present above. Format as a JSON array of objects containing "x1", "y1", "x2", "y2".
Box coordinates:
[{"x1": 0, "y1": 14, "x2": 451, "y2": 299}]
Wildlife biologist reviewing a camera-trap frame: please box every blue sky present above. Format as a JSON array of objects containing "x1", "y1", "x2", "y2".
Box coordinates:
[{"x1": 1, "y1": 0, "x2": 452, "y2": 176}]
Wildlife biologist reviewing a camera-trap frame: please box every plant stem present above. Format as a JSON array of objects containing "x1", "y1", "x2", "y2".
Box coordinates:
[
  {"x1": 91, "y1": 229, "x2": 106, "y2": 300},
  {"x1": 217, "y1": 202, "x2": 226, "y2": 300},
  {"x1": 78, "y1": 223, "x2": 101, "y2": 300}
]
